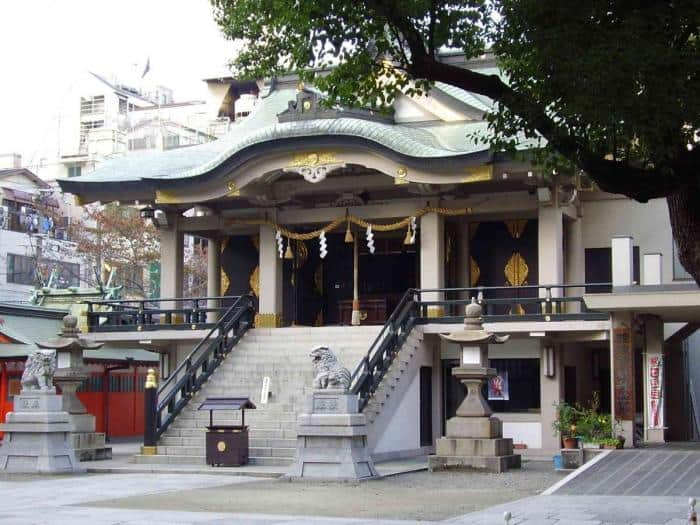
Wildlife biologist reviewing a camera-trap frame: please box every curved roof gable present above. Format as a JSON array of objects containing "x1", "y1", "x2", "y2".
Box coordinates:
[{"x1": 59, "y1": 80, "x2": 538, "y2": 192}]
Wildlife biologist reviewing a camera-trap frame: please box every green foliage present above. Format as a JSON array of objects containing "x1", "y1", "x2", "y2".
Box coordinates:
[
  {"x1": 490, "y1": 1, "x2": 700, "y2": 172},
  {"x1": 552, "y1": 401, "x2": 578, "y2": 437},
  {"x1": 211, "y1": 0, "x2": 488, "y2": 110},
  {"x1": 553, "y1": 392, "x2": 621, "y2": 442}
]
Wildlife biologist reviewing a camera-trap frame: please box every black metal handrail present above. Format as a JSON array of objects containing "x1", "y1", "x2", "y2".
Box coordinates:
[
  {"x1": 350, "y1": 283, "x2": 610, "y2": 411},
  {"x1": 349, "y1": 289, "x2": 420, "y2": 410},
  {"x1": 85, "y1": 296, "x2": 238, "y2": 332},
  {"x1": 150, "y1": 294, "x2": 255, "y2": 440}
]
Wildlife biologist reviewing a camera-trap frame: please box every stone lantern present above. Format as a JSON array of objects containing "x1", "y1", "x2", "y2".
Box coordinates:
[
  {"x1": 428, "y1": 298, "x2": 521, "y2": 473},
  {"x1": 37, "y1": 315, "x2": 111, "y2": 460}
]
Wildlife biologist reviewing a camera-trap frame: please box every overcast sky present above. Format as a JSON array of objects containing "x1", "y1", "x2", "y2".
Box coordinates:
[{"x1": 0, "y1": 0, "x2": 235, "y2": 166}]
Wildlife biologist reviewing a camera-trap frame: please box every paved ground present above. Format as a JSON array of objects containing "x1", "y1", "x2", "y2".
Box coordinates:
[
  {"x1": 554, "y1": 449, "x2": 700, "y2": 496},
  {"x1": 0, "y1": 449, "x2": 698, "y2": 524},
  {"x1": 81, "y1": 461, "x2": 563, "y2": 521},
  {"x1": 449, "y1": 495, "x2": 695, "y2": 524}
]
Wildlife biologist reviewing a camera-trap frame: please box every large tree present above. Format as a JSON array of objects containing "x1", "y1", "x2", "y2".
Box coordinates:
[{"x1": 212, "y1": 0, "x2": 700, "y2": 283}]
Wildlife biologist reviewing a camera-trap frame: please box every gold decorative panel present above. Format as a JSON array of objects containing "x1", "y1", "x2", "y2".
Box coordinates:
[
  {"x1": 504, "y1": 252, "x2": 529, "y2": 286},
  {"x1": 249, "y1": 265, "x2": 260, "y2": 297},
  {"x1": 220, "y1": 269, "x2": 229, "y2": 295},
  {"x1": 505, "y1": 219, "x2": 528, "y2": 239},
  {"x1": 226, "y1": 181, "x2": 240, "y2": 197},
  {"x1": 255, "y1": 313, "x2": 283, "y2": 328},
  {"x1": 470, "y1": 256, "x2": 481, "y2": 286},
  {"x1": 286, "y1": 152, "x2": 338, "y2": 167},
  {"x1": 462, "y1": 165, "x2": 493, "y2": 183}
]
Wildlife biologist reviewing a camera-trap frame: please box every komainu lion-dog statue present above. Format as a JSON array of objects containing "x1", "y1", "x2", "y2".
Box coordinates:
[
  {"x1": 20, "y1": 349, "x2": 56, "y2": 392},
  {"x1": 309, "y1": 345, "x2": 351, "y2": 391}
]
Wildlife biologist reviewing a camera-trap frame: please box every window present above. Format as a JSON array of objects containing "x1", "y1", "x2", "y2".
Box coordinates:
[
  {"x1": 46, "y1": 260, "x2": 80, "y2": 288},
  {"x1": 7, "y1": 253, "x2": 36, "y2": 285},
  {"x1": 486, "y1": 358, "x2": 541, "y2": 413},
  {"x1": 163, "y1": 134, "x2": 180, "y2": 150},
  {"x1": 80, "y1": 120, "x2": 104, "y2": 145},
  {"x1": 80, "y1": 95, "x2": 105, "y2": 115},
  {"x1": 128, "y1": 136, "x2": 154, "y2": 150},
  {"x1": 67, "y1": 165, "x2": 81, "y2": 178},
  {"x1": 7, "y1": 254, "x2": 80, "y2": 287},
  {"x1": 118, "y1": 97, "x2": 127, "y2": 115},
  {"x1": 673, "y1": 242, "x2": 693, "y2": 281}
]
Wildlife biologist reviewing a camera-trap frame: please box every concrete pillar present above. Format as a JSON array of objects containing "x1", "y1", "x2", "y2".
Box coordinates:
[
  {"x1": 643, "y1": 315, "x2": 665, "y2": 443},
  {"x1": 540, "y1": 342, "x2": 564, "y2": 451},
  {"x1": 564, "y1": 216, "x2": 585, "y2": 312},
  {"x1": 206, "y1": 238, "x2": 221, "y2": 323},
  {"x1": 612, "y1": 236, "x2": 634, "y2": 287},
  {"x1": 159, "y1": 213, "x2": 183, "y2": 300},
  {"x1": 643, "y1": 253, "x2": 663, "y2": 285},
  {"x1": 420, "y1": 211, "x2": 445, "y2": 317},
  {"x1": 610, "y1": 311, "x2": 635, "y2": 446},
  {"x1": 257, "y1": 224, "x2": 283, "y2": 327},
  {"x1": 538, "y1": 203, "x2": 564, "y2": 297}
]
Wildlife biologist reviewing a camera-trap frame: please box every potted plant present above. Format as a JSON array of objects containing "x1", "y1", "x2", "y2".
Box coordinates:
[
  {"x1": 600, "y1": 438, "x2": 621, "y2": 450},
  {"x1": 553, "y1": 402, "x2": 579, "y2": 449}
]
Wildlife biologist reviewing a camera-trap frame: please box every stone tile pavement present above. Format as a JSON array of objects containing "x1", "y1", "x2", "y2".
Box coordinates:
[
  {"x1": 0, "y1": 461, "x2": 696, "y2": 524},
  {"x1": 0, "y1": 472, "x2": 441, "y2": 524},
  {"x1": 447, "y1": 495, "x2": 694, "y2": 525}
]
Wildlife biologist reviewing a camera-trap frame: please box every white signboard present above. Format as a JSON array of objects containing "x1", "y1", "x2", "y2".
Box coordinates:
[
  {"x1": 646, "y1": 353, "x2": 664, "y2": 429},
  {"x1": 260, "y1": 376, "x2": 271, "y2": 405}
]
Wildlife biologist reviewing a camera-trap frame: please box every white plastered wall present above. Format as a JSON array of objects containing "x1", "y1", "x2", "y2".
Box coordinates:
[
  {"x1": 581, "y1": 196, "x2": 677, "y2": 284},
  {"x1": 369, "y1": 330, "x2": 436, "y2": 459}
]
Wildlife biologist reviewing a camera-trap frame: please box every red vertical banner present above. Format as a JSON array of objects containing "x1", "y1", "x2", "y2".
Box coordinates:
[
  {"x1": 613, "y1": 324, "x2": 635, "y2": 420},
  {"x1": 646, "y1": 354, "x2": 664, "y2": 429}
]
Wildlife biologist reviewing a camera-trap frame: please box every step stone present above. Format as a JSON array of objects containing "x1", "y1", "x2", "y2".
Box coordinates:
[{"x1": 150, "y1": 326, "x2": 389, "y2": 466}]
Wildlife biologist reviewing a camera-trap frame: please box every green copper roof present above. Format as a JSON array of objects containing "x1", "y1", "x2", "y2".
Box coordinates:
[{"x1": 61, "y1": 80, "x2": 535, "y2": 187}]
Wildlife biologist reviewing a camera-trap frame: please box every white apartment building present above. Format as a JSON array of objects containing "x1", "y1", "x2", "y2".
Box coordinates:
[{"x1": 0, "y1": 157, "x2": 85, "y2": 301}]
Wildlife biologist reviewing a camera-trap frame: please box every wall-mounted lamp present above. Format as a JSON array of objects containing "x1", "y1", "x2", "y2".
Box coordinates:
[{"x1": 544, "y1": 345, "x2": 556, "y2": 378}]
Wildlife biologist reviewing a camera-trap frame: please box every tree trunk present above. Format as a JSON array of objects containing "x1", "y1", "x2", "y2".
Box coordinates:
[{"x1": 667, "y1": 186, "x2": 700, "y2": 286}]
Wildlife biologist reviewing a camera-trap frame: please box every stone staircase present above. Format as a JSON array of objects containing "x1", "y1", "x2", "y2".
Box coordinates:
[
  {"x1": 133, "y1": 326, "x2": 382, "y2": 468},
  {"x1": 363, "y1": 329, "x2": 424, "y2": 424}
]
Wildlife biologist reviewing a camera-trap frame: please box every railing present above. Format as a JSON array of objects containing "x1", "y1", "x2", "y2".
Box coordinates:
[
  {"x1": 416, "y1": 283, "x2": 611, "y2": 324},
  {"x1": 145, "y1": 294, "x2": 255, "y2": 441},
  {"x1": 349, "y1": 289, "x2": 420, "y2": 411},
  {"x1": 85, "y1": 296, "x2": 238, "y2": 332},
  {"x1": 350, "y1": 283, "x2": 610, "y2": 411}
]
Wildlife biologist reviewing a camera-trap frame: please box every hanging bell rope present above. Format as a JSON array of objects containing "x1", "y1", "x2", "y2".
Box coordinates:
[{"x1": 344, "y1": 220, "x2": 354, "y2": 243}]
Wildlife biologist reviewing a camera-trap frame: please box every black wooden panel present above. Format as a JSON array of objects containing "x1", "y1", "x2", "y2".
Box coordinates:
[
  {"x1": 420, "y1": 366, "x2": 433, "y2": 447},
  {"x1": 585, "y1": 246, "x2": 640, "y2": 293},
  {"x1": 221, "y1": 236, "x2": 258, "y2": 308}
]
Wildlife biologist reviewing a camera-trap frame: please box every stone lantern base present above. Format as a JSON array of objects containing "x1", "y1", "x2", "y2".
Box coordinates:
[
  {"x1": 429, "y1": 416, "x2": 521, "y2": 473},
  {"x1": 0, "y1": 391, "x2": 84, "y2": 474}
]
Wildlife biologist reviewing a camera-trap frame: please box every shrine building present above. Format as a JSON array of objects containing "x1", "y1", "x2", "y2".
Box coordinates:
[{"x1": 56, "y1": 53, "x2": 700, "y2": 465}]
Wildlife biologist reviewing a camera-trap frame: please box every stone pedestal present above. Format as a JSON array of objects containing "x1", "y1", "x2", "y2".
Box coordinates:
[
  {"x1": 428, "y1": 367, "x2": 520, "y2": 473},
  {"x1": 0, "y1": 391, "x2": 84, "y2": 473},
  {"x1": 429, "y1": 415, "x2": 521, "y2": 473},
  {"x1": 288, "y1": 390, "x2": 378, "y2": 480},
  {"x1": 40, "y1": 316, "x2": 112, "y2": 462},
  {"x1": 54, "y1": 371, "x2": 112, "y2": 461}
]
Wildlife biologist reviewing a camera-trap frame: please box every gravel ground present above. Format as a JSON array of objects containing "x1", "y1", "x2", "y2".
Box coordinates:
[{"x1": 85, "y1": 461, "x2": 565, "y2": 521}]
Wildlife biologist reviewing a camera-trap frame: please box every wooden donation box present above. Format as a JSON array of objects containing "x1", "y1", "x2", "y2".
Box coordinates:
[
  {"x1": 338, "y1": 298, "x2": 387, "y2": 325},
  {"x1": 198, "y1": 397, "x2": 256, "y2": 467}
]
